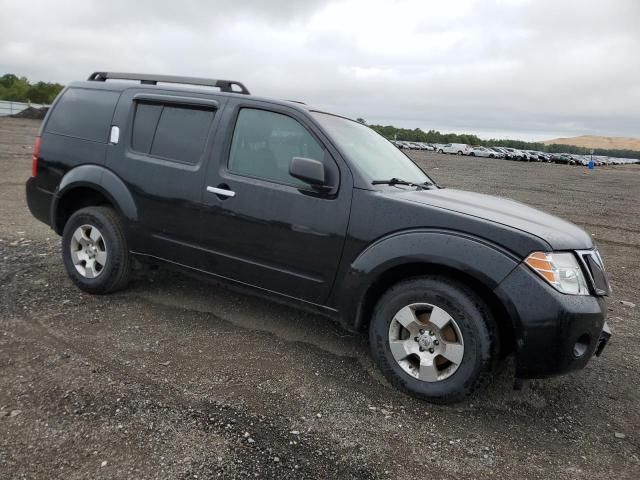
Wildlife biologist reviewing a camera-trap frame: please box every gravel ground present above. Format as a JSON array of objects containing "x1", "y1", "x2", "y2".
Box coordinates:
[{"x1": 1, "y1": 117, "x2": 638, "y2": 479}]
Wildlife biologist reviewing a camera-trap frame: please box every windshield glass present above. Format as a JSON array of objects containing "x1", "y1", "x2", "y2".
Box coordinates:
[{"x1": 311, "y1": 112, "x2": 431, "y2": 184}]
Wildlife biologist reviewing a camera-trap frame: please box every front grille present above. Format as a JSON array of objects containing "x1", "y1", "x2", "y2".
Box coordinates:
[{"x1": 578, "y1": 249, "x2": 611, "y2": 296}]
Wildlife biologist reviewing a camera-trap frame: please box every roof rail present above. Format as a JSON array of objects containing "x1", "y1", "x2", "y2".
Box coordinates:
[{"x1": 87, "y1": 71, "x2": 250, "y2": 95}]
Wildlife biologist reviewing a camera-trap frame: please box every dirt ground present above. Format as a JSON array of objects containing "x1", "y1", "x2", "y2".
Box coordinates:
[{"x1": 1, "y1": 117, "x2": 638, "y2": 479}]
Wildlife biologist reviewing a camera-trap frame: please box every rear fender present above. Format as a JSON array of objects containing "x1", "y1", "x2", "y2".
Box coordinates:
[{"x1": 51, "y1": 165, "x2": 137, "y2": 234}]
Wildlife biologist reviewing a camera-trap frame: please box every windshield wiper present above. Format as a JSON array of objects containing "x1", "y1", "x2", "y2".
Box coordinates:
[{"x1": 372, "y1": 177, "x2": 435, "y2": 190}]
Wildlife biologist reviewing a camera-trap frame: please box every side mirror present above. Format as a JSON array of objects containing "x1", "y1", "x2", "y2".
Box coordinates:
[{"x1": 289, "y1": 157, "x2": 329, "y2": 189}]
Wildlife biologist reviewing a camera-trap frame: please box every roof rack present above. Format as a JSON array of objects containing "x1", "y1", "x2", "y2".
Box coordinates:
[{"x1": 87, "y1": 72, "x2": 250, "y2": 95}]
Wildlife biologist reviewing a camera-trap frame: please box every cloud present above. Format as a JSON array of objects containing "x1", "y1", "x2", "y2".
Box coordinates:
[{"x1": 1, "y1": 0, "x2": 638, "y2": 140}]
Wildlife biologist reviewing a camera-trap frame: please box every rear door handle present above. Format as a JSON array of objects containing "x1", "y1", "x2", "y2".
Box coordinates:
[{"x1": 206, "y1": 185, "x2": 236, "y2": 198}]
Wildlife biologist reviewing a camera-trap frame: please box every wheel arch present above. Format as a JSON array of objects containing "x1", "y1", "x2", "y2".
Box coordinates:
[
  {"x1": 356, "y1": 261, "x2": 516, "y2": 355},
  {"x1": 51, "y1": 165, "x2": 137, "y2": 234},
  {"x1": 338, "y1": 230, "x2": 520, "y2": 353}
]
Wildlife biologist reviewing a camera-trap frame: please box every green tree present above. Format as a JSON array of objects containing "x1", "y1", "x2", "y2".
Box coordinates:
[{"x1": 0, "y1": 73, "x2": 64, "y2": 104}]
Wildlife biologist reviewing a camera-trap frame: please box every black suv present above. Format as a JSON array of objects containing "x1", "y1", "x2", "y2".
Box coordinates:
[{"x1": 26, "y1": 72, "x2": 611, "y2": 403}]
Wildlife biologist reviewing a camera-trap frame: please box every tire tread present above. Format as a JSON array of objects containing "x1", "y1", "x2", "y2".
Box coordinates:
[
  {"x1": 369, "y1": 275, "x2": 497, "y2": 404},
  {"x1": 62, "y1": 206, "x2": 131, "y2": 294}
]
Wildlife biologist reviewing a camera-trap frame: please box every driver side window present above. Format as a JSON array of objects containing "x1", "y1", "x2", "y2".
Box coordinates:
[{"x1": 228, "y1": 108, "x2": 325, "y2": 186}]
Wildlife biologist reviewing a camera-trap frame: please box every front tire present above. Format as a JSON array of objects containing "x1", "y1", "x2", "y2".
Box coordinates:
[
  {"x1": 62, "y1": 206, "x2": 131, "y2": 294},
  {"x1": 369, "y1": 276, "x2": 496, "y2": 403},
  {"x1": 438, "y1": 149, "x2": 444, "y2": 154}
]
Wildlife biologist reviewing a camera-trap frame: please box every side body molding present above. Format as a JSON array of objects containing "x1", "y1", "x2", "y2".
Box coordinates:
[
  {"x1": 336, "y1": 230, "x2": 521, "y2": 330},
  {"x1": 51, "y1": 164, "x2": 137, "y2": 234}
]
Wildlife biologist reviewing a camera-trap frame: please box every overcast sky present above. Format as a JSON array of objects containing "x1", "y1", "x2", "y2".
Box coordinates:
[{"x1": 1, "y1": 0, "x2": 638, "y2": 140}]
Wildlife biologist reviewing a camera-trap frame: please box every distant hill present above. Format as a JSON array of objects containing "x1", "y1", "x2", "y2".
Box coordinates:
[{"x1": 543, "y1": 135, "x2": 640, "y2": 151}]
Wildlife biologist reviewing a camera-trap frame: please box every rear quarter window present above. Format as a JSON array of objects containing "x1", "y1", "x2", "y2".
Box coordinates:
[
  {"x1": 131, "y1": 103, "x2": 162, "y2": 153},
  {"x1": 46, "y1": 88, "x2": 120, "y2": 142},
  {"x1": 130, "y1": 103, "x2": 214, "y2": 165}
]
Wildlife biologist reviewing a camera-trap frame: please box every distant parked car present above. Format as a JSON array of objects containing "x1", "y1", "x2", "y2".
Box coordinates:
[
  {"x1": 535, "y1": 152, "x2": 552, "y2": 162},
  {"x1": 484, "y1": 147, "x2": 505, "y2": 158},
  {"x1": 524, "y1": 150, "x2": 540, "y2": 161},
  {"x1": 437, "y1": 143, "x2": 470, "y2": 155},
  {"x1": 551, "y1": 153, "x2": 576, "y2": 165},
  {"x1": 402, "y1": 142, "x2": 422, "y2": 150},
  {"x1": 468, "y1": 146, "x2": 497, "y2": 158},
  {"x1": 491, "y1": 147, "x2": 514, "y2": 159},
  {"x1": 502, "y1": 148, "x2": 525, "y2": 161},
  {"x1": 417, "y1": 142, "x2": 436, "y2": 151}
]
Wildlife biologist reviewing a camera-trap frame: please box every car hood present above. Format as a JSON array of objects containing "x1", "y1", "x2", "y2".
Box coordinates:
[{"x1": 395, "y1": 188, "x2": 593, "y2": 251}]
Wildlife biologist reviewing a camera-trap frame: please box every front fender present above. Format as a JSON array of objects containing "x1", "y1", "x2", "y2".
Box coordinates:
[
  {"x1": 51, "y1": 165, "x2": 137, "y2": 233},
  {"x1": 337, "y1": 230, "x2": 520, "y2": 330}
]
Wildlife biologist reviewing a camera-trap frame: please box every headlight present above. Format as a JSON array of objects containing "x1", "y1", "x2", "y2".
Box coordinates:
[{"x1": 524, "y1": 252, "x2": 590, "y2": 295}]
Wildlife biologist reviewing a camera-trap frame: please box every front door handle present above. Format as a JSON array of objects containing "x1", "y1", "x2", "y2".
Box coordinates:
[{"x1": 206, "y1": 185, "x2": 236, "y2": 198}]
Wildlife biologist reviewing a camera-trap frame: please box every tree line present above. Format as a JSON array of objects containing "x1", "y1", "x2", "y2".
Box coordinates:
[
  {"x1": 0, "y1": 74, "x2": 64, "y2": 105},
  {"x1": 363, "y1": 121, "x2": 640, "y2": 159}
]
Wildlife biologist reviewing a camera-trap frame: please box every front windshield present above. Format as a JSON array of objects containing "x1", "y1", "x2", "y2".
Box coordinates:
[{"x1": 311, "y1": 112, "x2": 432, "y2": 185}]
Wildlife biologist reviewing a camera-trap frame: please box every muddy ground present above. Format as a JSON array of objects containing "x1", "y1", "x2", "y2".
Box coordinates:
[{"x1": 0, "y1": 117, "x2": 638, "y2": 479}]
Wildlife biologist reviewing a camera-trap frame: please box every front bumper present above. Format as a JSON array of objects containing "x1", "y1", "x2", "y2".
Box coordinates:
[
  {"x1": 494, "y1": 264, "x2": 609, "y2": 379},
  {"x1": 595, "y1": 322, "x2": 611, "y2": 357}
]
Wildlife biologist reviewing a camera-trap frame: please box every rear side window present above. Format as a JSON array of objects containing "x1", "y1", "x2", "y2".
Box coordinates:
[
  {"x1": 131, "y1": 103, "x2": 214, "y2": 165},
  {"x1": 228, "y1": 108, "x2": 324, "y2": 186},
  {"x1": 46, "y1": 88, "x2": 119, "y2": 142},
  {"x1": 131, "y1": 103, "x2": 162, "y2": 153}
]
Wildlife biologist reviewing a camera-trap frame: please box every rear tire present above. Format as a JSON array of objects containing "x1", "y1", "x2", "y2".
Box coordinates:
[
  {"x1": 61, "y1": 206, "x2": 131, "y2": 294},
  {"x1": 457, "y1": 151, "x2": 463, "y2": 155},
  {"x1": 369, "y1": 276, "x2": 497, "y2": 404}
]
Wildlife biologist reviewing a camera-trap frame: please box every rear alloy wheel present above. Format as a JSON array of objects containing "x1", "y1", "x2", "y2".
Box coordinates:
[
  {"x1": 369, "y1": 276, "x2": 496, "y2": 403},
  {"x1": 62, "y1": 206, "x2": 131, "y2": 294},
  {"x1": 69, "y1": 224, "x2": 108, "y2": 278},
  {"x1": 457, "y1": 151, "x2": 463, "y2": 155}
]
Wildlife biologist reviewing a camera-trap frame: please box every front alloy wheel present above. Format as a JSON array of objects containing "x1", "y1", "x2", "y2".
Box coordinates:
[
  {"x1": 369, "y1": 276, "x2": 497, "y2": 403},
  {"x1": 388, "y1": 303, "x2": 464, "y2": 382}
]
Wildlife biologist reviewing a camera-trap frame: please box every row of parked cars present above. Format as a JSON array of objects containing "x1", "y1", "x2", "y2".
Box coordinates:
[
  {"x1": 393, "y1": 140, "x2": 437, "y2": 151},
  {"x1": 392, "y1": 141, "x2": 639, "y2": 166}
]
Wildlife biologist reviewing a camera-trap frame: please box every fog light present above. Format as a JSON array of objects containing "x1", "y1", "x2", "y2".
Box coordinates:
[{"x1": 573, "y1": 335, "x2": 590, "y2": 358}]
